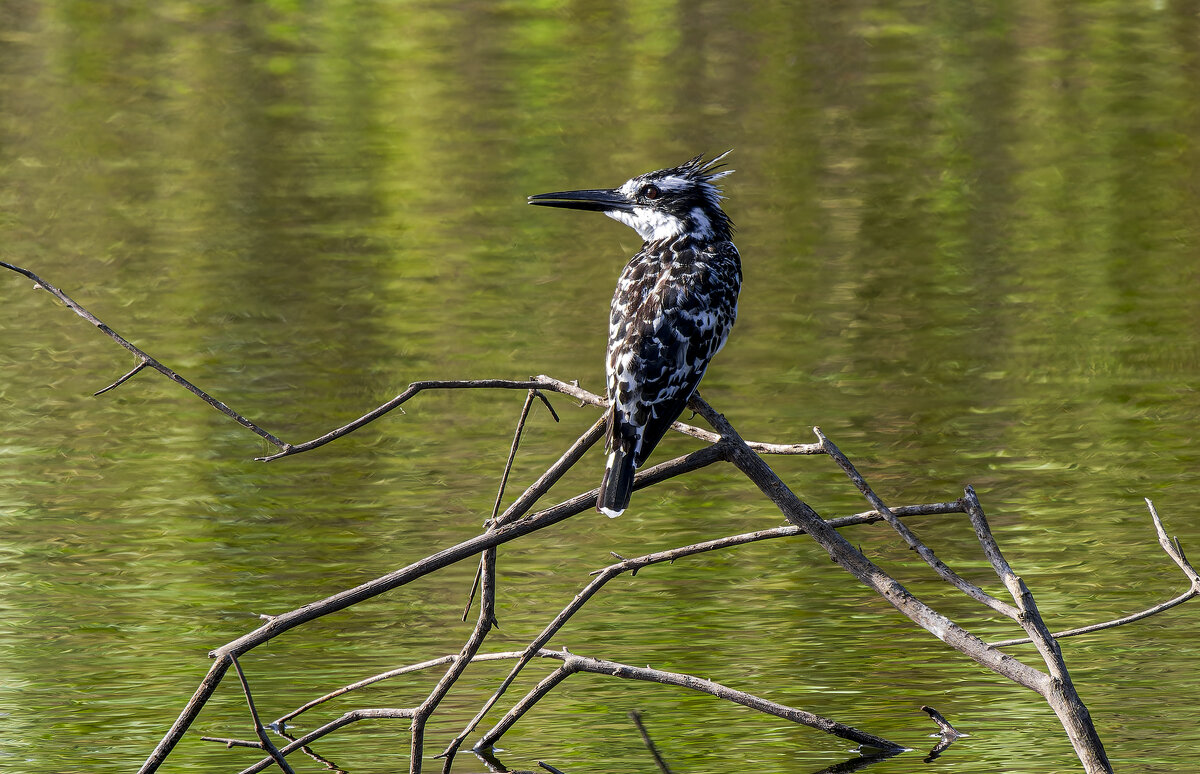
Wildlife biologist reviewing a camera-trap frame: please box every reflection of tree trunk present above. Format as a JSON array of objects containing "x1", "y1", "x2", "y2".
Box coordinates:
[{"x1": 9, "y1": 261, "x2": 1198, "y2": 774}]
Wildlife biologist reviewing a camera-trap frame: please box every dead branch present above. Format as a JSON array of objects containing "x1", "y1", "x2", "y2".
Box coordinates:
[
  {"x1": 274, "y1": 651, "x2": 531, "y2": 728},
  {"x1": 414, "y1": 533, "x2": 499, "y2": 773},
  {"x1": 229, "y1": 655, "x2": 296, "y2": 774},
  {"x1": 95, "y1": 381, "x2": 1194, "y2": 773},
  {"x1": 8, "y1": 263, "x2": 1196, "y2": 773},
  {"x1": 474, "y1": 649, "x2": 904, "y2": 753},
  {"x1": 1, "y1": 260, "x2": 288, "y2": 448},
  {"x1": 194, "y1": 499, "x2": 963, "y2": 773},
  {"x1": 990, "y1": 498, "x2": 1200, "y2": 647},
  {"x1": 697, "y1": 401, "x2": 1050, "y2": 685},
  {"x1": 816, "y1": 428, "x2": 1020, "y2": 619},
  {"x1": 920, "y1": 705, "x2": 965, "y2": 761},
  {"x1": 2, "y1": 262, "x2": 811, "y2": 469},
  {"x1": 233, "y1": 708, "x2": 417, "y2": 774},
  {"x1": 920, "y1": 705, "x2": 965, "y2": 739},
  {"x1": 137, "y1": 439, "x2": 725, "y2": 774},
  {"x1": 440, "y1": 500, "x2": 964, "y2": 767},
  {"x1": 962, "y1": 486, "x2": 1112, "y2": 772},
  {"x1": 692, "y1": 398, "x2": 1116, "y2": 771},
  {"x1": 230, "y1": 647, "x2": 896, "y2": 774},
  {"x1": 629, "y1": 711, "x2": 672, "y2": 774}
]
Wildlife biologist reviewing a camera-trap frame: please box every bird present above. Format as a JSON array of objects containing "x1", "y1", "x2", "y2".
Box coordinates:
[{"x1": 528, "y1": 152, "x2": 741, "y2": 517}]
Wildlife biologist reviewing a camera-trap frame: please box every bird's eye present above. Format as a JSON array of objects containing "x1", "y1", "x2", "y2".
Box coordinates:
[{"x1": 640, "y1": 184, "x2": 661, "y2": 200}]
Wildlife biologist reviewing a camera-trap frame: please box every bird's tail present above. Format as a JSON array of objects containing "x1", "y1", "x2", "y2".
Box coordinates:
[{"x1": 597, "y1": 448, "x2": 636, "y2": 518}]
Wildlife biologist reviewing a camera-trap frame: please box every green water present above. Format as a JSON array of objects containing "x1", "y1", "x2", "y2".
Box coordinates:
[{"x1": 2, "y1": 2, "x2": 1199, "y2": 773}]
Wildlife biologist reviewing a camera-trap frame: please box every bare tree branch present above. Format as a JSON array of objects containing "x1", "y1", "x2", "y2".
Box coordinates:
[
  {"x1": 693, "y1": 401, "x2": 1051, "y2": 689},
  {"x1": 920, "y1": 705, "x2": 965, "y2": 739},
  {"x1": 629, "y1": 711, "x2": 672, "y2": 774},
  {"x1": 3, "y1": 261, "x2": 821, "y2": 468},
  {"x1": 1, "y1": 260, "x2": 289, "y2": 448},
  {"x1": 255, "y1": 379, "x2": 558, "y2": 461},
  {"x1": 9, "y1": 262, "x2": 1185, "y2": 773},
  {"x1": 440, "y1": 500, "x2": 965, "y2": 766},
  {"x1": 410, "y1": 543, "x2": 496, "y2": 773},
  {"x1": 274, "y1": 651, "x2": 535, "y2": 728},
  {"x1": 474, "y1": 649, "x2": 905, "y2": 752},
  {"x1": 230, "y1": 655, "x2": 296, "y2": 774},
  {"x1": 464, "y1": 389, "x2": 545, "y2": 621},
  {"x1": 1146, "y1": 498, "x2": 1200, "y2": 587},
  {"x1": 815, "y1": 428, "x2": 1020, "y2": 619},
  {"x1": 920, "y1": 705, "x2": 965, "y2": 762},
  {"x1": 990, "y1": 498, "x2": 1200, "y2": 647},
  {"x1": 235, "y1": 708, "x2": 417, "y2": 774},
  {"x1": 136, "y1": 439, "x2": 724, "y2": 774},
  {"x1": 962, "y1": 486, "x2": 1112, "y2": 773}
]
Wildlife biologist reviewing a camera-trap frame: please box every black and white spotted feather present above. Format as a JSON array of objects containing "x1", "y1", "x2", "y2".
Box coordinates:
[{"x1": 528, "y1": 152, "x2": 741, "y2": 517}]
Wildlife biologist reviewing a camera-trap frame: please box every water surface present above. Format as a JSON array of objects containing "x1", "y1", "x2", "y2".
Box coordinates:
[{"x1": 1, "y1": 2, "x2": 1198, "y2": 773}]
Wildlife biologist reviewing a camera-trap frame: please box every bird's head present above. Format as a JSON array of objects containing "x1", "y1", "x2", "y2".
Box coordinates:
[{"x1": 528, "y1": 152, "x2": 734, "y2": 243}]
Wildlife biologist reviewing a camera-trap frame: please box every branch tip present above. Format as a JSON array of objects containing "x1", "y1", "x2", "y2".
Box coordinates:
[{"x1": 95, "y1": 360, "x2": 151, "y2": 395}]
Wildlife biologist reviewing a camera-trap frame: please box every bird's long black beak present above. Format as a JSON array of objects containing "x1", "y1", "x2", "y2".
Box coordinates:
[{"x1": 527, "y1": 188, "x2": 632, "y2": 212}]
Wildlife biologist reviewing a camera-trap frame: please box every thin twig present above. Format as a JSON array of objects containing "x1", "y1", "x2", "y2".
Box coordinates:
[
  {"x1": 230, "y1": 655, "x2": 296, "y2": 774},
  {"x1": 493, "y1": 414, "x2": 607, "y2": 527},
  {"x1": 413, "y1": 543, "x2": 498, "y2": 773},
  {"x1": 629, "y1": 711, "x2": 672, "y2": 774},
  {"x1": 255, "y1": 379, "x2": 558, "y2": 461},
  {"x1": 200, "y1": 737, "x2": 262, "y2": 749},
  {"x1": 256, "y1": 373, "x2": 818, "y2": 463},
  {"x1": 815, "y1": 428, "x2": 1020, "y2": 620},
  {"x1": 531, "y1": 389, "x2": 559, "y2": 422},
  {"x1": 94, "y1": 360, "x2": 149, "y2": 395},
  {"x1": 992, "y1": 498, "x2": 1200, "y2": 647},
  {"x1": 139, "y1": 441, "x2": 721, "y2": 774},
  {"x1": 990, "y1": 588, "x2": 1198, "y2": 648},
  {"x1": 275, "y1": 652, "x2": 537, "y2": 727},
  {"x1": 234, "y1": 708, "x2": 416, "y2": 774},
  {"x1": 475, "y1": 650, "x2": 904, "y2": 752},
  {"x1": 492, "y1": 390, "x2": 542, "y2": 521},
  {"x1": 1, "y1": 260, "x2": 289, "y2": 448},
  {"x1": 1146, "y1": 498, "x2": 1200, "y2": 587},
  {"x1": 464, "y1": 390, "x2": 543, "y2": 622}
]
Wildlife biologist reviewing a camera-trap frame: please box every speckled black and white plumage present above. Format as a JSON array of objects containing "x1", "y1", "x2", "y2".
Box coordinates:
[
  {"x1": 602, "y1": 232, "x2": 740, "y2": 515},
  {"x1": 528, "y1": 153, "x2": 741, "y2": 517}
]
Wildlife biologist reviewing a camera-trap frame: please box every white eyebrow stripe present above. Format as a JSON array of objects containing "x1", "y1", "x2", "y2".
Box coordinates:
[{"x1": 654, "y1": 175, "x2": 690, "y2": 192}]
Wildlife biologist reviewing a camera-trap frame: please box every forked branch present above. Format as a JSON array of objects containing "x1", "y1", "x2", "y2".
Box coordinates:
[{"x1": 6, "y1": 262, "x2": 1194, "y2": 774}]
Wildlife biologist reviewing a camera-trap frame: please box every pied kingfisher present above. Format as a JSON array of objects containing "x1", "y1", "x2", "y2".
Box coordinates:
[{"x1": 529, "y1": 152, "x2": 741, "y2": 517}]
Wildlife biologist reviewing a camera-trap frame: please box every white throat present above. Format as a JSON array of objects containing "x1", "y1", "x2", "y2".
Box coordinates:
[{"x1": 606, "y1": 205, "x2": 714, "y2": 242}]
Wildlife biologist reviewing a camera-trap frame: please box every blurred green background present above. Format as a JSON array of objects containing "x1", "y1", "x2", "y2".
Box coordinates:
[{"x1": 1, "y1": 1, "x2": 1198, "y2": 772}]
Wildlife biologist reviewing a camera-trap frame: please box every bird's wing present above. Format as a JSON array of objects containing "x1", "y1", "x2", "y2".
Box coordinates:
[{"x1": 606, "y1": 241, "x2": 740, "y2": 466}]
